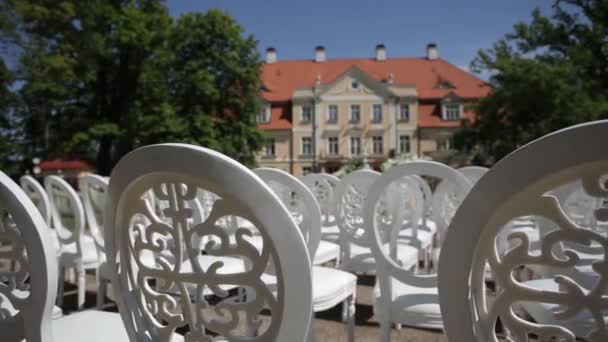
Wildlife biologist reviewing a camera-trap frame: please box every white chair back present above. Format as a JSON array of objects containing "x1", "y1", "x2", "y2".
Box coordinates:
[
  {"x1": 255, "y1": 168, "x2": 322, "y2": 262},
  {"x1": 0, "y1": 172, "x2": 57, "y2": 342},
  {"x1": 458, "y1": 166, "x2": 489, "y2": 184},
  {"x1": 439, "y1": 121, "x2": 608, "y2": 341},
  {"x1": 79, "y1": 174, "x2": 108, "y2": 257},
  {"x1": 20, "y1": 175, "x2": 52, "y2": 227},
  {"x1": 105, "y1": 143, "x2": 313, "y2": 341},
  {"x1": 44, "y1": 176, "x2": 86, "y2": 255},
  {"x1": 302, "y1": 173, "x2": 338, "y2": 228}
]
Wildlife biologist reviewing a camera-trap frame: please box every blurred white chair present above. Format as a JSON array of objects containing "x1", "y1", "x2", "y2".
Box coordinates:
[
  {"x1": 365, "y1": 161, "x2": 471, "y2": 339},
  {"x1": 439, "y1": 121, "x2": 608, "y2": 341},
  {"x1": 105, "y1": 144, "x2": 313, "y2": 341},
  {"x1": 255, "y1": 168, "x2": 356, "y2": 341},
  {"x1": 45, "y1": 175, "x2": 99, "y2": 309},
  {"x1": 0, "y1": 171, "x2": 131, "y2": 342},
  {"x1": 333, "y1": 170, "x2": 419, "y2": 276},
  {"x1": 20, "y1": 175, "x2": 60, "y2": 254},
  {"x1": 302, "y1": 173, "x2": 341, "y2": 265}
]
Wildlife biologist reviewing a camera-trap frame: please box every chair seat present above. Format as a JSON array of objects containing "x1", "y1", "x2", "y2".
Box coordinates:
[
  {"x1": 58, "y1": 235, "x2": 99, "y2": 268},
  {"x1": 314, "y1": 240, "x2": 340, "y2": 265},
  {"x1": 262, "y1": 266, "x2": 357, "y2": 312},
  {"x1": 374, "y1": 279, "x2": 443, "y2": 330},
  {"x1": 398, "y1": 229, "x2": 434, "y2": 249},
  {"x1": 321, "y1": 224, "x2": 340, "y2": 242},
  {"x1": 98, "y1": 251, "x2": 157, "y2": 281},
  {"x1": 52, "y1": 310, "x2": 184, "y2": 342},
  {"x1": 518, "y1": 278, "x2": 605, "y2": 338},
  {"x1": 346, "y1": 242, "x2": 418, "y2": 274}
]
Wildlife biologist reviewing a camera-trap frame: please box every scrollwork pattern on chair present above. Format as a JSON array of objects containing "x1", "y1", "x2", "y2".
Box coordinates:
[
  {"x1": 0, "y1": 214, "x2": 29, "y2": 320},
  {"x1": 122, "y1": 180, "x2": 279, "y2": 341},
  {"x1": 480, "y1": 172, "x2": 608, "y2": 342}
]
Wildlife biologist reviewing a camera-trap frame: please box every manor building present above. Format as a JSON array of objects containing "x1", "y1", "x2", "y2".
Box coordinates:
[{"x1": 257, "y1": 44, "x2": 490, "y2": 176}]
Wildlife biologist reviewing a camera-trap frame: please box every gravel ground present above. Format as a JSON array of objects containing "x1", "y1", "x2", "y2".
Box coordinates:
[{"x1": 58, "y1": 273, "x2": 448, "y2": 341}]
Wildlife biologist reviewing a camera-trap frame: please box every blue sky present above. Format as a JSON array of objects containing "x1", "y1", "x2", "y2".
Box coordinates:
[{"x1": 168, "y1": 0, "x2": 554, "y2": 74}]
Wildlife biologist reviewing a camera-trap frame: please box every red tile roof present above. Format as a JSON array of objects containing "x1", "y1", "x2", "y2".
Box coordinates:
[
  {"x1": 40, "y1": 158, "x2": 94, "y2": 171},
  {"x1": 259, "y1": 57, "x2": 490, "y2": 129}
]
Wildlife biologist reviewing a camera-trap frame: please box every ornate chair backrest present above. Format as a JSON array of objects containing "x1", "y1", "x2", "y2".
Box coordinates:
[
  {"x1": 458, "y1": 166, "x2": 489, "y2": 184},
  {"x1": 105, "y1": 144, "x2": 313, "y2": 342},
  {"x1": 44, "y1": 176, "x2": 86, "y2": 254},
  {"x1": 255, "y1": 168, "x2": 322, "y2": 262},
  {"x1": 302, "y1": 173, "x2": 337, "y2": 227},
  {"x1": 0, "y1": 172, "x2": 57, "y2": 342},
  {"x1": 364, "y1": 161, "x2": 471, "y2": 289},
  {"x1": 333, "y1": 170, "x2": 381, "y2": 253},
  {"x1": 20, "y1": 175, "x2": 51, "y2": 227},
  {"x1": 79, "y1": 174, "x2": 108, "y2": 258},
  {"x1": 439, "y1": 121, "x2": 608, "y2": 341}
]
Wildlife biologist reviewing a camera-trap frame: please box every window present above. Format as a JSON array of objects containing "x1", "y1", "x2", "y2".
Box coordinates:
[
  {"x1": 372, "y1": 104, "x2": 383, "y2": 123},
  {"x1": 439, "y1": 138, "x2": 452, "y2": 151},
  {"x1": 257, "y1": 105, "x2": 271, "y2": 123},
  {"x1": 350, "y1": 136, "x2": 361, "y2": 156},
  {"x1": 372, "y1": 136, "x2": 383, "y2": 154},
  {"x1": 301, "y1": 105, "x2": 313, "y2": 122},
  {"x1": 351, "y1": 81, "x2": 360, "y2": 90},
  {"x1": 350, "y1": 104, "x2": 361, "y2": 122},
  {"x1": 265, "y1": 137, "x2": 276, "y2": 156},
  {"x1": 302, "y1": 167, "x2": 312, "y2": 175},
  {"x1": 301, "y1": 137, "x2": 313, "y2": 155},
  {"x1": 443, "y1": 103, "x2": 461, "y2": 121},
  {"x1": 399, "y1": 135, "x2": 411, "y2": 154},
  {"x1": 327, "y1": 105, "x2": 338, "y2": 123},
  {"x1": 328, "y1": 136, "x2": 339, "y2": 155},
  {"x1": 399, "y1": 104, "x2": 410, "y2": 122}
]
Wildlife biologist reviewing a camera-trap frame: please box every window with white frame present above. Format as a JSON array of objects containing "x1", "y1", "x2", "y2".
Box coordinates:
[
  {"x1": 350, "y1": 136, "x2": 361, "y2": 156},
  {"x1": 399, "y1": 103, "x2": 410, "y2": 122},
  {"x1": 301, "y1": 105, "x2": 313, "y2": 122},
  {"x1": 372, "y1": 135, "x2": 383, "y2": 154},
  {"x1": 372, "y1": 104, "x2": 383, "y2": 123},
  {"x1": 265, "y1": 137, "x2": 276, "y2": 156},
  {"x1": 350, "y1": 104, "x2": 361, "y2": 122},
  {"x1": 399, "y1": 135, "x2": 411, "y2": 154},
  {"x1": 257, "y1": 105, "x2": 271, "y2": 123},
  {"x1": 327, "y1": 105, "x2": 338, "y2": 123},
  {"x1": 443, "y1": 103, "x2": 462, "y2": 121},
  {"x1": 301, "y1": 136, "x2": 313, "y2": 155},
  {"x1": 328, "y1": 136, "x2": 339, "y2": 155}
]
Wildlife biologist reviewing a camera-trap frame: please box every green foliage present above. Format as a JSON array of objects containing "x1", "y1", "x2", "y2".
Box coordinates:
[
  {"x1": 0, "y1": 1, "x2": 264, "y2": 175},
  {"x1": 455, "y1": 0, "x2": 608, "y2": 164}
]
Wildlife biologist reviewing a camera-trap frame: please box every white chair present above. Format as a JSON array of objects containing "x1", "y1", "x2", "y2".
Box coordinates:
[
  {"x1": 0, "y1": 171, "x2": 131, "y2": 342},
  {"x1": 45, "y1": 175, "x2": 100, "y2": 309},
  {"x1": 439, "y1": 120, "x2": 608, "y2": 341},
  {"x1": 334, "y1": 170, "x2": 419, "y2": 275},
  {"x1": 20, "y1": 175, "x2": 60, "y2": 254},
  {"x1": 458, "y1": 166, "x2": 489, "y2": 184},
  {"x1": 364, "y1": 161, "x2": 471, "y2": 338},
  {"x1": 104, "y1": 143, "x2": 313, "y2": 341},
  {"x1": 255, "y1": 168, "x2": 357, "y2": 341},
  {"x1": 78, "y1": 174, "x2": 113, "y2": 308},
  {"x1": 302, "y1": 173, "x2": 341, "y2": 265}
]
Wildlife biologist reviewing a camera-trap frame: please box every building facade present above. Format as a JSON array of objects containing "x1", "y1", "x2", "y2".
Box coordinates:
[{"x1": 257, "y1": 44, "x2": 490, "y2": 177}]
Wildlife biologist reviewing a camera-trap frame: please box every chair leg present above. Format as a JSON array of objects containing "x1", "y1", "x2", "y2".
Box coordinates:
[
  {"x1": 56, "y1": 265, "x2": 65, "y2": 307},
  {"x1": 378, "y1": 309, "x2": 391, "y2": 342},
  {"x1": 96, "y1": 278, "x2": 106, "y2": 309},
  {"x1": 77, "y1": 266, "x2": 85, "y2": 310},
  {"x1": 345, "y1": 295, "x2": 355, "y2": 342}
]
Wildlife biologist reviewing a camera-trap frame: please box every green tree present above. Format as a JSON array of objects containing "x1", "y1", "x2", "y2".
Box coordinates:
[
  {"x1": 2, "y1": 1, "x2": 264, "y2": 175},
  {"x1": 455, "y1": 0, "x2": 608, "y2": 164}
]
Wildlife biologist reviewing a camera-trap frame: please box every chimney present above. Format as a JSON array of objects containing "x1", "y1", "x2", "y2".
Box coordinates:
[
  {"x1": 375, "y1": 44, "x2": 387, "y2": 61},
  {"x1": 426, "y1": 43, "x2": 438, "y2": 60},
  {"x1": 265, "y1": 47, "x2": 277, "y2": 64},
  {"x1": 315, "y1": 46, "x2": 326, "y2": 63}
]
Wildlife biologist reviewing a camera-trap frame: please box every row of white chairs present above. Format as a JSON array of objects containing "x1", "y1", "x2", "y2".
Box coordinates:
[{"x1": 1, "y1": 120, "x2": 608, "y2": 341}]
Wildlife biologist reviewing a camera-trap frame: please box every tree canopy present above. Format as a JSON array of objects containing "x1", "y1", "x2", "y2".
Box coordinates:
[
  {"x1": 455, "y1": 0, "x2": 608, "y2": 164},
  {"x1": 0, "y1": 0, "x2": 264, "y2": 175}
]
